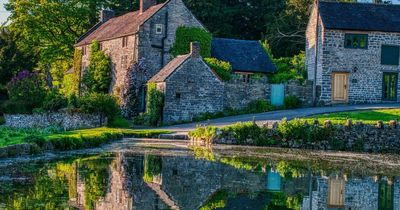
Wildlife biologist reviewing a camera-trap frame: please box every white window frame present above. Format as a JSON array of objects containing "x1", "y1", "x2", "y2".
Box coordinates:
[{"x1": 155, "y1": 24, "x2": 163, "y2": 35}]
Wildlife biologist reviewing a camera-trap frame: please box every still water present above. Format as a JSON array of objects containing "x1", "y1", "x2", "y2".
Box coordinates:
[{"x1": 0, "y1": 140, "x2": 400, "y2": 210}]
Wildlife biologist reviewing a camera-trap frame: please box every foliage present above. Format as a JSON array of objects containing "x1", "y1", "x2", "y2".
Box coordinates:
[
  {"x1": 0, "y1": 126, "x2": 170, "y2": 150},
  {"x1": 0, "y1": 28, "x2": 37, "y2": 86},
  {"x1": 268, "y1": 52, "x2": 306, "y2": 84},
  {"x1": 189, "y1": 126, "x2": 218, "y2": 144},
  {"x1": 1, "y1": 100, "x2": 36, "y2": 114},
  {"x1": 200, "y1": 190, "x2": 229, "y2": 210},
  {"x1": 61, "y1": 48, "x2": 83, "y2": 97},
  {"x1": 6, "y1": 70, "x2": 46, "y2": 110},
  {"x1": 220, "y1": 122, "x2": 271, "y2": 146},
  {"x1": 277, "y1": 118, "x2": 335, "y2": 142},
  {"x1": 78, "y1": 93, "x2": 120, "y2": 122},
  {"x1": 171, "y1": 27, "x2": 212, "y2": 57},
  {"x1": 284, "y1": 95, "x2": 302, "y2": 109},
  {"x1": 82, "y1": 40, "x2": 112, "y2": 93},
  {"x1": 204, "y1": 58, "x2": 232, "y2": 81},
  {"x1": 60, "y1": 74, "x2": 76, "y2": 97},
  {"x1": 143, "y1": 155, "x2": 162, "y2": 183},
  {"x1": 143, "y1": 83, "x2": 164, "y2": 126},
  {"x1": 42, "y1": 90, "x2": 68, "y2": 112},
  {"x1": 108, "y1": 117, "x2": 132, "y2": 128},
  {"x1": 192, "y1": 146, "x2": 216, "y2": 161}
]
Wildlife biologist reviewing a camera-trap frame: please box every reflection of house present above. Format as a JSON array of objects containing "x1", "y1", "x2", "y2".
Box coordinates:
[{"x1": 303, "y1": 176, "x2": 400, "y2": 210}]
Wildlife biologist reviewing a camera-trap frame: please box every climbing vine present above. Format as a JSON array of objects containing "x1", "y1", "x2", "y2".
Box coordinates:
[
  {"x1": 82, "y1": 40, "x2": 112, "y2": 93},
  {"x1": 72, "y1": 48, "x2": 83, "y2": 95},
  {"x1": 145, "y1": 83, "x2": 164, "y2": 126},
  {"x1": 171, "y1": 26, "x2": 212, "y2": 57}
]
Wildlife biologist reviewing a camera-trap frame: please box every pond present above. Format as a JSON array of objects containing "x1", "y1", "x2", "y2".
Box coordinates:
[{"x1": 0, "y1": 140, "x2": 400, "y2": 210}]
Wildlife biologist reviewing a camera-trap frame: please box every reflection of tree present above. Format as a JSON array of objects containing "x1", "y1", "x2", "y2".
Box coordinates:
[
  {"x1": 192, "y1": 146, "x2": 216, "y2": 162},
  {"x1": 143, "y1": 154, "x2": 162, "y2": 183},
  {"x1": 276, "y1": 161, "x2": 304, "y2": 179},
  {"x1": 264, "y1": 192, "x2": 302, "y2": 210}
]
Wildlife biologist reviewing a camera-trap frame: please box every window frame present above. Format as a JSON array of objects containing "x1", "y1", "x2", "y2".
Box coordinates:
[
  {"x1": 155, "y1": 24, "x2": 163, "y2": 35},
  {"x1": 381, "y1": 45, "x2": 400, "y2": 66},
  {"x1": 122, "y1": 37, "x2": 128, "y2": 48},
  {"x1": 344, "y1": 33, "x2": 369, "y2": 49}
]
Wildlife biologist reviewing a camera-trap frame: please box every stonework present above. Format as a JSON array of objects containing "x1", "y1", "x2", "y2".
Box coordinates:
[
  {"x1": 4, "y1": 112, "x2": 106, "y2": 130},
  {"x1": 160, "y1": 58, "x2": 225, "y2": 123},
  {"x1": 306, "y1": 3, "x2": 400, "y2": 104},
  {"x1": 78, "y1": 0, "x2": 205, "y2": 110}
]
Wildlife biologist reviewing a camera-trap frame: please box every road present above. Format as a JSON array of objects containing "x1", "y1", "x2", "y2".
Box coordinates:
[{"x1": 159, "y1": 103, "x2": 400, "y2": 132}]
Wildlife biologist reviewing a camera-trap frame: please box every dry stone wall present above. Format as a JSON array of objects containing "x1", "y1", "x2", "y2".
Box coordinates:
[{"x1": 4, "y1": 112, "x2": 106, "y2": 130}]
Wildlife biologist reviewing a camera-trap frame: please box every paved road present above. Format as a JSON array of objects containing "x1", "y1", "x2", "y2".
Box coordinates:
[{"x1": 160, "y1": 103, "x2": 400, "y2": 132}]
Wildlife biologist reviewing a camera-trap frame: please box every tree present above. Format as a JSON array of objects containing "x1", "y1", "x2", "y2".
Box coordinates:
[{"x1": 0, "y1": 28, "x2": 37, "y2": 85}]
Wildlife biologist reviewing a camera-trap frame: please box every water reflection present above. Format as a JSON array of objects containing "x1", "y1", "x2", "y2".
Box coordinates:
[{"x1": 0, "y1": 146, "x2": 399, "y2": 210}]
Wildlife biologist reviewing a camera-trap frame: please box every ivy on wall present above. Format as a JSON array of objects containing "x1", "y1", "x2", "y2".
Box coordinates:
[
  {"x1": 145, "y1": 83, "x2": 164, "y2": 126},
  {"x1": 73, "y1": 48, "x2": 83, "y2": 95},
  {"x1": 82, "y1": 40, "x2": 112, "y2": 93},
  {"x1": 171, "y1": 27, "x2": 212, "y2": 57},
  {"x1": 204, "y1": 58, "x2": 232, "y2": 81}
]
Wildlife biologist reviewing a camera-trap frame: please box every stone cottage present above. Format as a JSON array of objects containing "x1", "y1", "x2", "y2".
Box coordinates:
[
  {"x1": 149, "y1": 42, "x2": 224, "y2": 123},
  {"x1": 306, "y1": 1, "x2": 400, "y2": 105},
  {"x1": 75, "y1": 0, "x2": 205, "y2": 112},
  {"x1": 74, "y1": 0, "x2": 280, "y2": 122}
]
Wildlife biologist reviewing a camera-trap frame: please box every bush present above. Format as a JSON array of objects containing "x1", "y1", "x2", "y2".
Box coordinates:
[
  {"x1": 42, "y1": 90, "x2": 68, "y2": 111},
  {"x1": 78, "y1": 93, "x2": 120, "y2": 122},
  {"x1": 269, "y1": 52, "x2": 306, "y2": 84},
  {"x1": 284, "y1": 95, "x2": 302, "y2": 109},
  {"x1": 2, "y1": 100, "x2": 36, "y2": 114},
  {"x1": 171, "y1": 27, "x2": 212, "y2": 57},
  {"x1": 244, "y1": 99, "x2": 274, "y2": 113},
  {"x1": 189, "y1": 126, "x2": 218, "y2": 144},
  {"x1": 6, "y1": 70, "x2": 46, "y2": 113},
  {"x1": 221, "y1": 122, "x2": 269, "y2": 145},
  {"x1": 204, "y1": 58, "x2": 232, "y2": 81},
  {"x1": 144, "y1": 83, "x2": 164, "y2": 126},
  {"x1": 277, "y1": 118, "x2": 335, "y2": 143}
]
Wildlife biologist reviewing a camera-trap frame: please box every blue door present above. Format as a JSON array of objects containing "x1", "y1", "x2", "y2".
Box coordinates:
[
  {"x1": 266, "y1": 170, "x2": 282, "y2": 192},
  {"x1": 271, "y1": 84, "x2": 285, "y2": 106}
]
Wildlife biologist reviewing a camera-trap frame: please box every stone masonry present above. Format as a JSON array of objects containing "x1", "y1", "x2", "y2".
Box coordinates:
[{"x1": 306, "y1": 2, "x2": 400, "y2": 104}]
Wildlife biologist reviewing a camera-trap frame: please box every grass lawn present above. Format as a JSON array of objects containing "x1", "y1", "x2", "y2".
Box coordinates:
[
  {"x1": 304, "y1": 109, "x2": 400, "y2": 124},
  {"x1": 0, "y1": 127, "x2": 170, "y2": 149}
]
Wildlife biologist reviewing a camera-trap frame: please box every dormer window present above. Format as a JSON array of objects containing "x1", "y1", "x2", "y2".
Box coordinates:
[
  {"x1": 155, "y1": 24, "x2": 163, "y2": 35},
  {"x1": 344, "y1": 34, "x2": 368, "y2": 49}
]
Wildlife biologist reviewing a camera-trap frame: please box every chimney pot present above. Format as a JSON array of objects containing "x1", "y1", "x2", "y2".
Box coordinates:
[
  {"x1": 100, "y1": 10, "x2": 115, "y2": 22},
  {"x1": 140, "y1": 0, "x2": 157, "y2": 14},
  {"x1": 190, "y1": 42, "x2": 201, "y2": 58}
]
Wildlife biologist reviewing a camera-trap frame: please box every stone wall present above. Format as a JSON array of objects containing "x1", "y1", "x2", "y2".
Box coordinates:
[
  {"x1": 210, "y1": 122, "x2": 400, "y2": 153},
  {"x1": 285, "y1": 80, "x2": 314, "y2": 107},
  {"x1": 223, "y1": 76, "x2": 270, "y2": 110},
  {"x1": 306, "y1": 6, "x2": 400, "y2": 104},
  {"x1": 4, "y1": 112, "x2": 106, "y2": 130},
  {"x1": 162, "y1": 58, "x2": 224, "y2": 123}
]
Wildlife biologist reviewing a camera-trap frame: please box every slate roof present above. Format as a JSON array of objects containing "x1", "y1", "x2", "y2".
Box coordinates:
[
  {"x1": 211, "y1": 38, "x2": 276, "y2": 74},
  {"x1": 149, "y1": 54, "x2": 191, "y2": 82},
  {"x1": 319, "y1": 1, "x2": 400, "y2": 33},
  {"x1": 75, "y1": 3, "x2": 166, "y2": 46}
]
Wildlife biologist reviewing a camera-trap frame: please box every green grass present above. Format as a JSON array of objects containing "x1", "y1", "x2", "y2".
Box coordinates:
[
  {"x1": 0, "y1": 127, "x2": 170, "y2": 149},
  {"x1": 304, "y1": 109, "x2": 400, "y2": 124}
]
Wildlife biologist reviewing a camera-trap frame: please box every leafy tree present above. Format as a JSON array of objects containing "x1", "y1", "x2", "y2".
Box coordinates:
[
  {"x1": 0, "y1": 28, "x2": 37, "y2": 85},
  {"x1": 82, "y1": 40, "x2": 112, "y2": 93}
]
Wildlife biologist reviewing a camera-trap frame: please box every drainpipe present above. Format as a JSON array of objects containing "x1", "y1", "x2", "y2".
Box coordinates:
[
  {"x1": 313, "y1": 0, "x2": 320, "y2": 107},
  {"x1": 161, "y1": 11, "x2": 169, "y2": 67}
]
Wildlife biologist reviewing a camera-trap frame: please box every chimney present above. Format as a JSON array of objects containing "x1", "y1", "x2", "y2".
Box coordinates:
[
  {"x1": 140, "y1": 0, "x2": 157, "y2": 14},
  {"x1": 100, "y1": 10, "x2": 115, "y2": 23},
  {"x1": 190, "y1": 42, "x2": 201, "y2": 58}
]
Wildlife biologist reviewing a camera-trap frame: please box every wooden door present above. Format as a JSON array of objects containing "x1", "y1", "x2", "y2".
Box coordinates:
[
  {"x1": 327, "y1": 178, "x2": 345, "y2": 207},
  {"x1": 332, "y1": 73, "x2": 349, "y2": 102}
]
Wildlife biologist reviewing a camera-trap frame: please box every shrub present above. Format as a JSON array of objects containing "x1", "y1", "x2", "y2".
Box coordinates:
[
  {"x1": 204, "y1": 58, "x2": 232, "y2": 81},
  {"x1": 269, "y1": 52, "x2": 306, "y2": 84},
  {"x1": 2, "y1": 100, "x2": 36, "y2": 114},
  {"x1": 284, "y1": 95, "x2": 302, "y2": 109},
  {"x1": 189, "y1": 126, "x2": 218, "y2": 144},
  {"x1": 42, "y1": 90, "x2": 68, "y2": 111},
  {"x1": 6, "y1": 70, "x2": 46, "y2": 113},
  {"x1": 171, "y1": 27, "x2": 212, "y2": 57},
  {"x1": 24, "y1": 135, "x2": 47, "y2": 148},
  {"x1": 221, "y1": 122, "x2": 269, "y2": 145},
  {"x1": 144, "y1": 83, "x2": 164, "y2": 126},
  {"x1": 78, "y1": 93, "x2": 120, "y2": 122},
  {"x1": 244, "y1": 99, "x2": 274, "y2": 113},
  {"x1": 82, "y1": 40, "x2": 112, "y2": 93}
]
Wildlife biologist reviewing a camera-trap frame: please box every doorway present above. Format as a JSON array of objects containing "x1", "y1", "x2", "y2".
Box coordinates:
[
  {"x1": 382, "y1": 73, "x2": 398, "y2": 101},
  {"x1": 332, "y1": 73, "x2": 349, "y2": 102}
]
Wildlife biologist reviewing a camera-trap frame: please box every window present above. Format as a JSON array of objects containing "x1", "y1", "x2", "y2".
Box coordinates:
[
  {"x1": 99, "y1": 42, "x2": 104, "y2": 50},
  {"x1": 381, "y1": 45, "x2": 400, "y2": 65},
  {"x1": 344, "y1": 34, "x2": 368, "y2": 49},
  {"x1": 121, "y1": 55, "x2": 128, "y2": 69},
  {"x1": 122, "y1": 37, "x2": 128, "y2": 48},
  {"x1": 241, "y1": 74, "x2": 251, "y2": 83},
  {"x1": 155, "y1": 24, "x2": 163, "y2": 35},
  {"x1": 175, "y1": 93, "x2": 181, "y2": 99},
  {"x1": 82, "y1": 46, "x2": 87, "y2": 56}
]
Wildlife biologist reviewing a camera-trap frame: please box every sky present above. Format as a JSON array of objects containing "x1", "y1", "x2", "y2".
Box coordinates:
[{"x1": 0, "y1": 0, "x2": 10, "y2": 25}]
